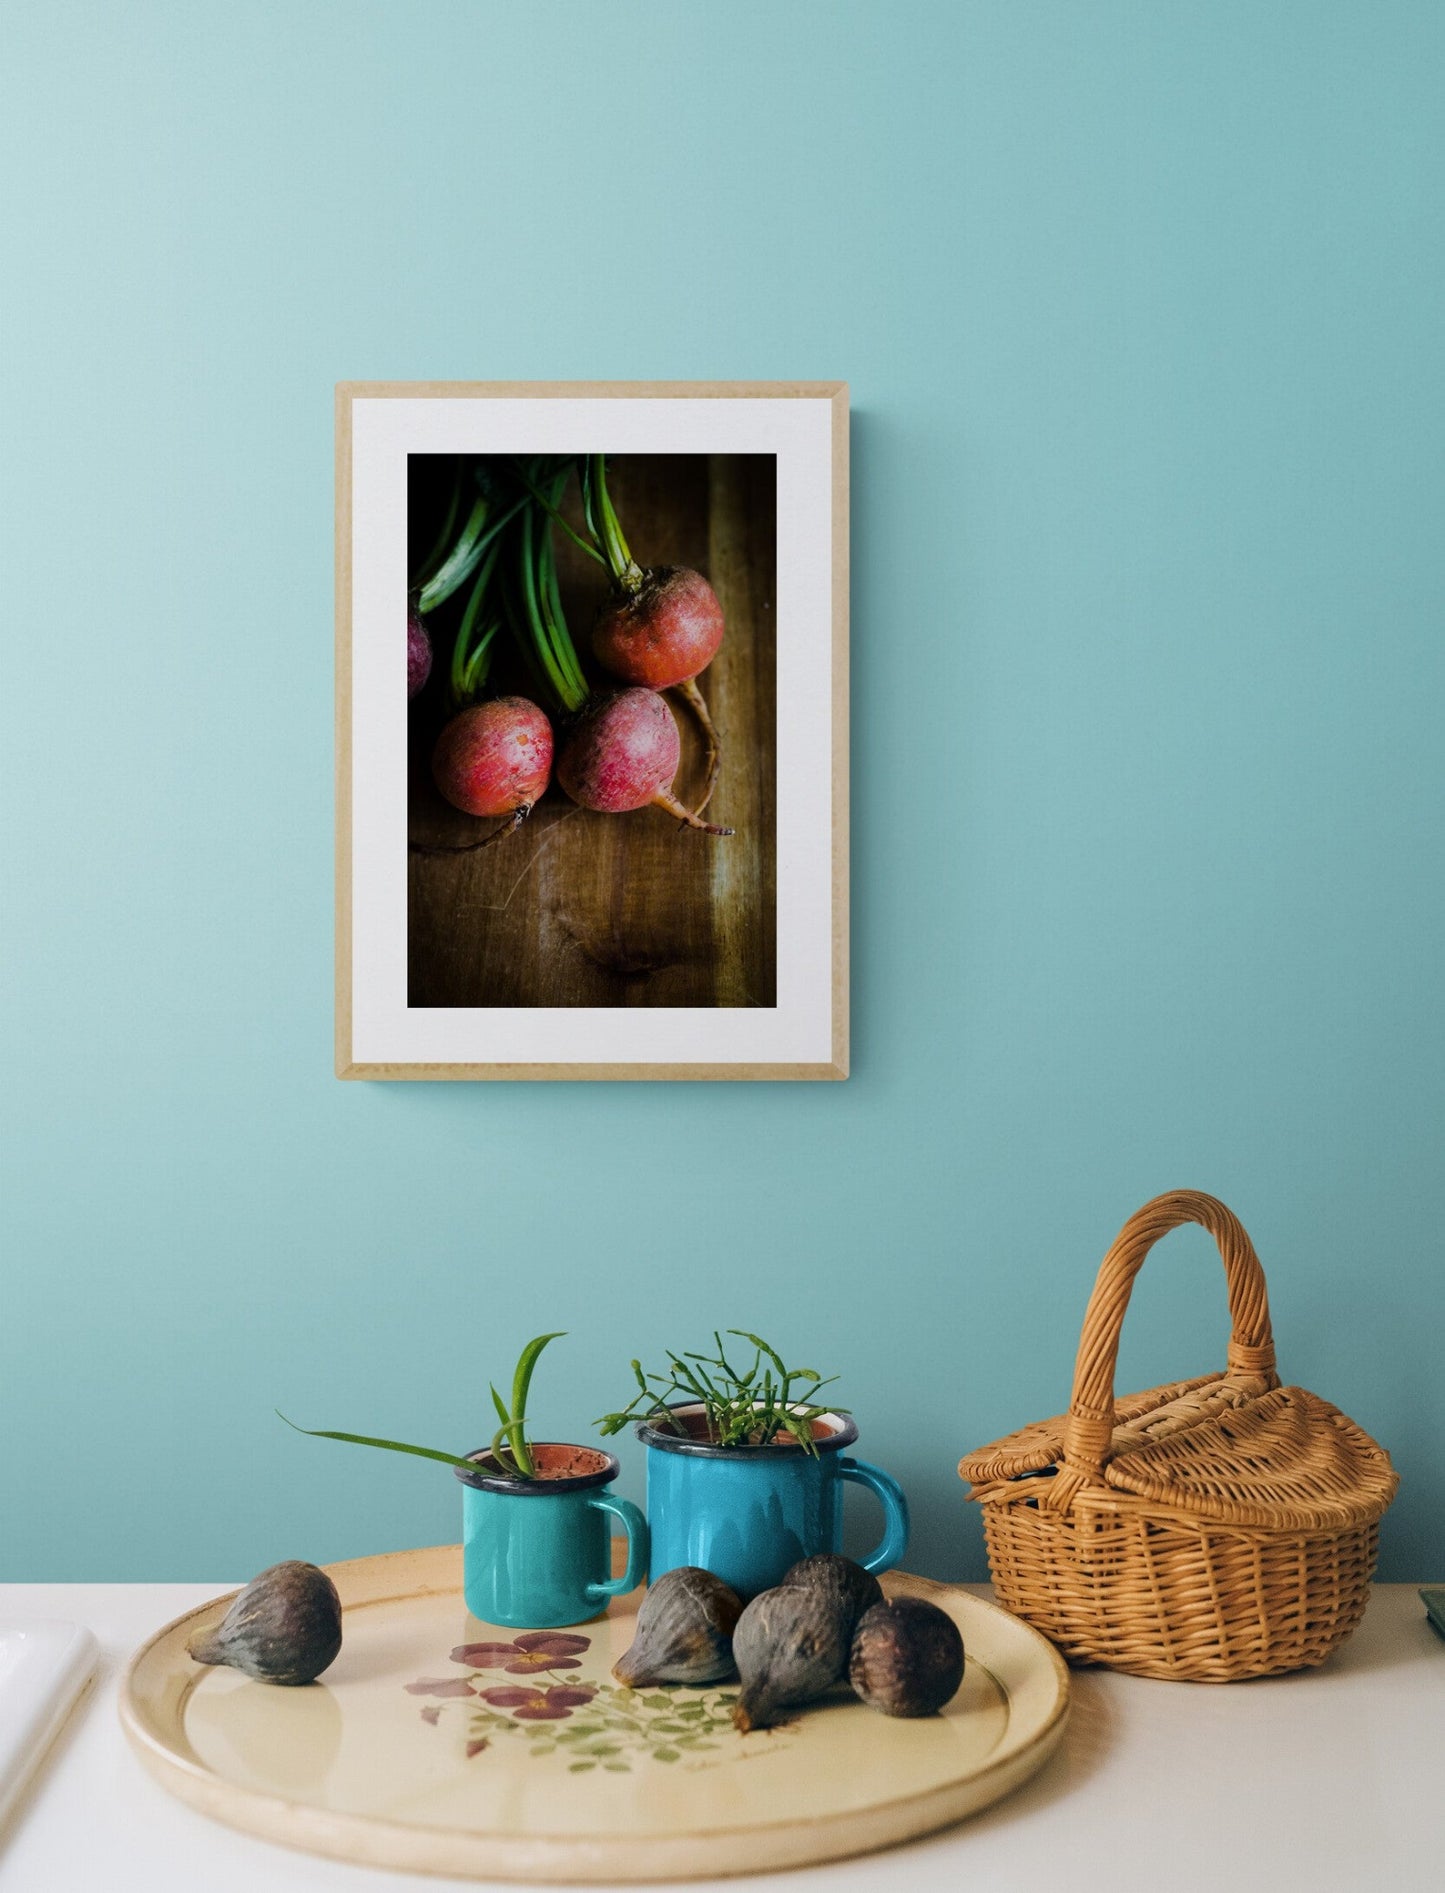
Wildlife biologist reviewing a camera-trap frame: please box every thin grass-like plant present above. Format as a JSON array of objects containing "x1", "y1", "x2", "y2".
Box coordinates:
[
  {"x1": 596, "y1": 1332, "x2": 844, "y2": 1457},
  {"x1": 280, "y1": 1332, "x2": 565, "y2": 1481}
]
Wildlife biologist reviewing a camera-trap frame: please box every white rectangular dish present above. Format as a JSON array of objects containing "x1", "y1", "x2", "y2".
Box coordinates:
[{"x1": 0, "y1": 1621, "x2": 98, "y2": 1828}]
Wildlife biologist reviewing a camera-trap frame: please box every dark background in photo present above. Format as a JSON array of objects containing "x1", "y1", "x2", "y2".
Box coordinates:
[{"x1": 407, "y1": 454, "x2": 777, "y2": 1009}]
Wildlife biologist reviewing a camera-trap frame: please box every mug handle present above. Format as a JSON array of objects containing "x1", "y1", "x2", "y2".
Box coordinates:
[
  {"x1": 584, "y1": 1493, "x2": 650, "y2": 1601},
  {"x1": 839, "y1": 1456, "x2": 910, "y2": 1575}
]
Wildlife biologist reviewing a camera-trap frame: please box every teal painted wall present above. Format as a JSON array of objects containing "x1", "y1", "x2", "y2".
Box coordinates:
[{"x1": 3, "y1": 3, "x2": 1441, "y2": 1582}]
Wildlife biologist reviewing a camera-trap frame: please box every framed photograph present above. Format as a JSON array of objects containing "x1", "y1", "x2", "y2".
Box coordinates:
[{"x1": 335, "y1": 381, "x2": 847, "y2": 1080}]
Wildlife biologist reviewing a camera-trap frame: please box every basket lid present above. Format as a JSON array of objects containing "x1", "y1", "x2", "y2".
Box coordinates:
[
  {"x1": 958, "y1": 1372, "x2": 1223, "y2": 1484},
  {"x1": 1100, "y1": 1384, "x2": 1397, "y2": 1529},
  {"x1": 960, "y1": 1375, "x2": 1397, "y2": 1530}
]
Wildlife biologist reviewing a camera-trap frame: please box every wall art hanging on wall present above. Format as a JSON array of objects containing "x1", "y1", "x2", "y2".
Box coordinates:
[{"x1": 336, "y1": 382, "x2": 848, "y2": 1079}]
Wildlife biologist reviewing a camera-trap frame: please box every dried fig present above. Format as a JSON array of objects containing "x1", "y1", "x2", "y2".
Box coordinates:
[
  {"x1": 187, "y1": 1560, "x2": 342, "y2": 1686},
  {"x1": 780, "y1": 1553, "x2": 883, "y2": 1637},
  {"x1": 614, "y1": 1566, "x2": 743, "y2": 1686},
  {"x1": 849, "y1": 1596, "x2": 964, "y2": 1717},
  {"x1": 732, "y1": 1584, "x2": 850, "y2": 1732}
]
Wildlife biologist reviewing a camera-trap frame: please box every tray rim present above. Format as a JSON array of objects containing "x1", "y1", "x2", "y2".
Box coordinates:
[{"x1": 119, "y1": 1544, "x2": 1070, "y2": 1883}]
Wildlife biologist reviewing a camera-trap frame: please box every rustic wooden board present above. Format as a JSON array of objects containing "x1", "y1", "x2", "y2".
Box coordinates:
[{"x1": 406, "y1": 456, "x2": 776, "y2": 1010}]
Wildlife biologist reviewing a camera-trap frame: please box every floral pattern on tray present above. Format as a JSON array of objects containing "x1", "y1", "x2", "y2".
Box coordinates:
[{"x1": 405, "y1": 1630, "x2": 783, "y2": 1772}]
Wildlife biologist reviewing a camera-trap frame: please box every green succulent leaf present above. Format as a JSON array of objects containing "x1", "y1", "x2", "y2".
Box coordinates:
[
  {"x1": 276, "y1": 1413, "x2": 481, "y2": 1476},
  {"x1": 283, "y1": 1331, "x2": 569, "y2": 1487},
  {"x1": 595, "y1": 1333, "x2": 842, "y2": 1455}
]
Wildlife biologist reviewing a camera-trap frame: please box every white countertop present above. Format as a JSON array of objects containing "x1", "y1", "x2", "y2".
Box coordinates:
[{"x1": 0, "y1": 1582, "x2": 1439, "y2": 1892}]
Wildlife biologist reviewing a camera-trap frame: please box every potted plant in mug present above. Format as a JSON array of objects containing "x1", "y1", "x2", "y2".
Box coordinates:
[
  {"x1": 281, "y1": 1334, "x2": 647, "y2": 1628},
  {"x1": 596, "y1": 1332, "x2": 908, "y2": 1600}
]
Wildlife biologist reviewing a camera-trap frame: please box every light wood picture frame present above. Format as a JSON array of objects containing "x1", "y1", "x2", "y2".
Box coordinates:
[{"x1": 336, "y1": 381, "x2": 848, "y2": 1080}]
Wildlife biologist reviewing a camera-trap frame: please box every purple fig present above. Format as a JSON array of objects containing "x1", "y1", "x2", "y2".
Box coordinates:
[
  {"x1": 732, "y1": 1584, "x2": 850, "y2": 1732},
  {"x1": 187, "y1": 1561, "x2": 341, "y2": 1686},
  {"x1": 849, "y1": 1596, "x2": 964, "y2": 1717},
  {"x1": 614, "y1": 1567, "x2": 743, "y2": 1686},
  {"x1": 781, "y1": 1554, "x2": 883, "y2": 1637}
]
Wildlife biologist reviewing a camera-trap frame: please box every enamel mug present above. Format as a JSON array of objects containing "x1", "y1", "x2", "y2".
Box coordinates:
[
  {"x1": 455, "y1": 1443, "x2": 649, "y2": 1628},
  {"x1": 639, "y1": 1407, "x2": 909, "y2": 1599}
]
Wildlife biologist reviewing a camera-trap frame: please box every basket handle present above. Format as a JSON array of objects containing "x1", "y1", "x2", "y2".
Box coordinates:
[{"x1": 1049, "y1": 1191, "x2": 1279, "y2": 1499}]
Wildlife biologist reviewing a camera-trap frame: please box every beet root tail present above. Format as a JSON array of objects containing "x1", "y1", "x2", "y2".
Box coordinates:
[
  {"x1": 479, "y1": 804, "x2": 534, "y2": 848},
  {"x1": 651, "y1": 789, "x2": 733, "y2": 836},
  {"x1": 408, "y1": 804, "x2": 534, "y2": 855},
  {"x1": 674, "y1": 676, "x2": 722, "y2": 813}
]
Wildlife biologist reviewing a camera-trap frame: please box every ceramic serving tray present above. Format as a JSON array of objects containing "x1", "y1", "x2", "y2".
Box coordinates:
[{"x1": 120, "y1": 1545, "x2": 1068, "y2": 1882}]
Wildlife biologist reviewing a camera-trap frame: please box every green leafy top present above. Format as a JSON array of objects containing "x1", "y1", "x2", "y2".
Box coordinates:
[
  {"x1": 595, "y1": 1332, "x2": 844, "y2": 1457},
  {"x1": 280, "y1": 1332, "x2": 566, "y2": 1482}
]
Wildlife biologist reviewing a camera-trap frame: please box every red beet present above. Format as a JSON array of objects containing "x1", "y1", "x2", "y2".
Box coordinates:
[
  {"x1": 431, "y1": 698, "x2": 553, "y2": 841},
  {"x1": 557, "y1": 690, "x2": 731, "y2": 835},
  {"x1": 407, "y1": 607, "x2": 432, "y2": 698},
  {"x1": 593, "y1": 567, "x2": 723, "y2": 691},
  {"x1": 592, "y1": 568, "x2": 725, "y2": 811}
]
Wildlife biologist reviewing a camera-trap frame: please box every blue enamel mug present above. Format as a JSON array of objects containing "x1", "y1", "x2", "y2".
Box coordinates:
[
  {"x1": 454, "y1": 1443, "x2": 649, "y2": 1628},
  {"x1": 639, "y1": 1406, "x2": 909, "y2": 1599}
]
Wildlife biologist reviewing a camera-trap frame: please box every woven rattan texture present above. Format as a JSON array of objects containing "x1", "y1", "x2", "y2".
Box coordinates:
[
  {"x1": 958, "y1": 1374, "x2": 1219, "y2": 1484},
  {"x1": 960, "y1": 1191, "x2": 1397, "y2": 1682},
  {"x1": 1102, "y1": 1386, "x2": 1396, "y2": 1530}
]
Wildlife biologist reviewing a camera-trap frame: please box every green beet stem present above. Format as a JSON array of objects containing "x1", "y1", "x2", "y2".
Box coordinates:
[
  {"x1": 588, "y1": 454, "x2": 643, "y2": 593},
  {"x1": 505, "y1": 482, "x2": 589, "y2": 716},
  {"x1": 420, "y1": 493, "x2": 526, "y2": 614},
  {"x1": 511, "y1": 464, "x2": 607, "y2": 568},
  {"x1": 448, "y1": 542, "x2": 503, "y2": 708}
]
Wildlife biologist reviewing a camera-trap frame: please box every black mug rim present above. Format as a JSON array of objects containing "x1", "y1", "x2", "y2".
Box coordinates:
[
  {"x1": 453, "y1": 1442, "x2": 620, "y2": 1495},
  {"x1": 635, "y1": 1402, "x2": 859, "y2": 1460}
]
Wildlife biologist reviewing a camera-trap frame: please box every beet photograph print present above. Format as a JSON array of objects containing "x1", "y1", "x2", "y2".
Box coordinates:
[
  {"x1": 407, "y1": 451, "x2": 773, "y2": 1009},
  {"x1": 338, "y1": 384, "x2": 847, "y2": 1081}
]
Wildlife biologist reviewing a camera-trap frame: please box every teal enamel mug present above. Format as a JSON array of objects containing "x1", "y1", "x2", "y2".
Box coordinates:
[
  {"x1": 455, "y1": 1443, "x2": 649, "y2": 1628},
  {"x1": 640, "y1": 1406, "x2": 909, "y2": 1599}
]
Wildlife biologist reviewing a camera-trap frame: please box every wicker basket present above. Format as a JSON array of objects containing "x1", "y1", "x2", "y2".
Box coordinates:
[{"x1": 959, "y1": 1191, "x2": 1398, "y2": 1682}]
